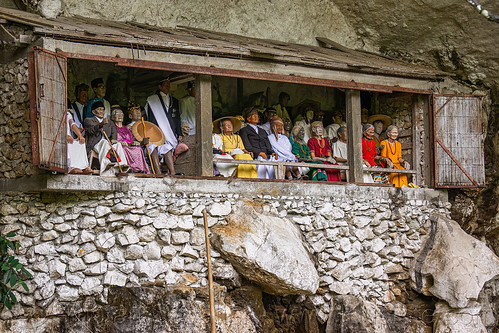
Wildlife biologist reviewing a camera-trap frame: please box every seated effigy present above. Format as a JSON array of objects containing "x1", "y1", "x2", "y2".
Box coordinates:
[
  {"x1": 272, "y1": 92, "x2": 292, "y2": 125},
  {"x1": 380, "y1": 125, "x2": 410, "y2": 187},
  {"x1": 239, "y1": 107, "x2": 277, "y2": 179},
  {"x1": 215, "y1": 116, "x2": 256, "y2": 178},
  {"x1": 331, "y1": 126, "x2": 348, "y2": 181},
  {"x1": 294, "y1": 105, "x2": 315, "y2": 143},
  {"x1": 211, "y1": 121, "x2": 237, "y2": 177},
  {"x1": 267, "y1": 116, "x2": 308, "y2": 179},
  {"x1": 260, "y1": 107, "x2": 277, "y2": 135},
  {"x1": 307, "y1": 121, "x2": 341, "y2": 182},
  {"x1": 144, "y1": 77, "x2": 180, "y2": 175},
  {"x1": 362, "y1": 123, "x2": 392, "y2": 183},
  {"x1": 111, "y1": 106, "x2": 150, "y2": 173},
  {"x1": 66, "y1": 108, "x2": 92, "y2": 174},
  {"x1": 84, "y1": 101, "x2": 129, "y2": 176},
  {"x1": 325, "y1": 110, "x2": 346, "y2": 143},
  {"x1": 290, "y1": 124, "x2": 325, "y2": 181}
]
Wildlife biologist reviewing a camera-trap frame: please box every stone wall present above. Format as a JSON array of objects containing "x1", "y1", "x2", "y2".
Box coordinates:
[
  {"x1": 0, "y1": 56, "x2": 37, "y2": 179},
  {"x1": 0, "y1": 178, "x2": 449, "y2": 327}
]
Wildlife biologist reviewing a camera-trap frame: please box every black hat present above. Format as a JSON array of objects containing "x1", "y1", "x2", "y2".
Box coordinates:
[
  {"x1": 91, "y1": 78, "x2": 104, "y2": 88},
  {"x1": 91, "y1": 101, "x2": 105, "y2": 111},
  {"x1": 243, "y1": 106, "x2": 259, "y2": 121},
  {"x1": 159, "y1": 77, "x2": 170, "y2": 85}
]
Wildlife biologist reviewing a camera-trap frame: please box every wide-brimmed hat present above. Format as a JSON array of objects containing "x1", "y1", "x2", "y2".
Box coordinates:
[
  {"x1": 367, "y1": 114, "x2": 393, "y2": 131},
  {"x1": 131, "y1": 121, "x2": 165, "y2": 146},
  {"x1": 212, "y1": 117, "x2": 242, "y2": 134}
]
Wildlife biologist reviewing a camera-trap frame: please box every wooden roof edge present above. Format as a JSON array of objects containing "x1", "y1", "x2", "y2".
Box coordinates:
[
  {"x1": 0, "y1": 6, "x2": 58, "y2": 28},
  {"x1": 2, "y1": 7, "x2": 449, "y2": 80},
  {"x1": 32, "y1": 29, "x2": 445, "y2": 82}
]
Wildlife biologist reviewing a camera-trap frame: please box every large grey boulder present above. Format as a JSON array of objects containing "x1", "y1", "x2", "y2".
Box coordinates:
[
  {"x1": 211, "y1": 200, "x2": 319, "y2": 295},
  {"x1": 433, "y1": 301, "x2": 487, "y2": 333},
  {"x1": 326, "y1": 295, "x2": 388, "y2": 333},
  {"x1": 410, "y1": 214, "x2": 499, "y2": 309}
]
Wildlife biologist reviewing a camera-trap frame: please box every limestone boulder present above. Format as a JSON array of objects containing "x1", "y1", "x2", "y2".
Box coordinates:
[
  {"x1": 211, "y1": 200, "x2": 319, "y2": 295},
  {"x1": 326, "y1": 295, "x2": 388, "y2": 333},
  {"x1": 410, "y1": 214, "x2": 499, "y2": 309},
  {"x1": 433, "y1": 301, "x2": 487, "y2": 333}
]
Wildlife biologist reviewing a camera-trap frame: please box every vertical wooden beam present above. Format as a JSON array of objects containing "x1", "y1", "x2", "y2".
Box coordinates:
[
  {"x1": 346, "y1": 89, "x2": 363, "y2": 183},
  {"x1": 422, "y1": 95, "x2": 433, "y2": 187},
  {"x1": 195, "y1": 75, "x2": 213, "y2": 176},
  {"x1": 28, "y1": 51, "x2": 40, "y2": 167},
  {"x1": 412, "y1": 95, "x2": 422, "y2": 186}
]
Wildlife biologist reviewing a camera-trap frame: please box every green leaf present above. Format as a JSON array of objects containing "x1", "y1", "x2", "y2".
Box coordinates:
[
  {"x1": 20, "y1": 281, "x2": 29, "y2": 293},
  {"x1": 0, "y1": 243, "x2": 6, "y2": 254},
  {"x1": 9, "y1": 275, "x2": 16, "y2": 288},
  {"x1": 5, "y1": 232, "x2": 15, "y2": 238},
  {"x1": 6, "y1": 241, "x2": 15, "y2": 251},
  {"x1": 3, "y1": 270, "x2": 11, "y2": 285},
  {"x1": 8, "y1": 291, "x2": 17, "y2": 304},
  {"x1": 21, "y1": 267, "x2": 32, "y2": 278},
  {"x1": 4, "y1": 295, "x2": 11, "y2": 310}
]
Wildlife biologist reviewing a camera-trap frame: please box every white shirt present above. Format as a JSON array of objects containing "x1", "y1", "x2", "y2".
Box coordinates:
[
  {"x1": 332, "y1": 140, "x2": 348, "y2": 165},
  {"x1": 179, "y1": 95, "x2": 196, "y2": 135}
]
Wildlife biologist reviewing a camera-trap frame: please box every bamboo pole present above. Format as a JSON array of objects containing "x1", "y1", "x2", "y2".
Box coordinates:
[
  {"x1": 203, "y1": 209, "x2": 216, "y2": 332},
  {"x1": 141, "y1": 117, "x2": 156, "y2": 174}
]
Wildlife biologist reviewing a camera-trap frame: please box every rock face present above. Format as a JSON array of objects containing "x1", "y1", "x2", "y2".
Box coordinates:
[
  {"x1": 326, "y1": 295, "x2": 389, "y2": 333},
  {"x1": 211, "y1": 200, "x2": 319, "y2": 295},
  {"x1": 433, "y1": 301, "x2": 487, "y2": 333},
  {"x1": 326, "y1": 295, "x2": 431, "y2": 333},
  {"x1": 0, "y1": 285, "x2": 260, "y2": 333},
  {"x1": 410, "y1": 214, "x2": 499, "y2": 309}
]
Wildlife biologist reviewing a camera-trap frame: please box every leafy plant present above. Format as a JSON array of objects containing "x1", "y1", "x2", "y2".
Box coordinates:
[{"x1": 0, "y1": 232, "x2": 32, "y2": 310}]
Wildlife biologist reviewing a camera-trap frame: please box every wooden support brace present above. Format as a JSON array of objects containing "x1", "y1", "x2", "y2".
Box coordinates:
[
  {"x1": 346, "y1": 89, "x2": 363, "y2": 183},
  {"x1": 195, "y1": 75, "x2": 214, "y2": 177}
]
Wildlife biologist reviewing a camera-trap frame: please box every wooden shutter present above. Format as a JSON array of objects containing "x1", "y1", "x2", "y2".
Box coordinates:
[
  {"x1": 30, "y1": 48, "x2": 68, "y2": 173},
  {"x1": 433, "y1": 95, "x2": 484, "y2": 187}
]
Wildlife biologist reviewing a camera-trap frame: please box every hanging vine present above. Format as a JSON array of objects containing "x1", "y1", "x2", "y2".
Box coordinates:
[{"x1": 466, "y1": 0, "x2": 499, "y2": 22}]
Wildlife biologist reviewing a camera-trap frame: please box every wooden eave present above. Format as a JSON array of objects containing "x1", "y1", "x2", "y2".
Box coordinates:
[{"x1": 0, "y1": 6, "x2": 449, "y2": 82}]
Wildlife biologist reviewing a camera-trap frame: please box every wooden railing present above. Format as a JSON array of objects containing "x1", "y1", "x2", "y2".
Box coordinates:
[{"x1": 213, "y1": 157, "x2": 416, "y2": 180}]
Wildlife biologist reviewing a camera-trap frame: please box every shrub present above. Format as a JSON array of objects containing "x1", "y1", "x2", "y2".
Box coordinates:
[{"x1": 0, "y1": 232, "x2": 32, "y2": 310}]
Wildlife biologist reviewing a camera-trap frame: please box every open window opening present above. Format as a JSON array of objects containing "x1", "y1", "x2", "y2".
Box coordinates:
[{"x1": 29, "y1": 48, "x2": 484, "y2": 188}]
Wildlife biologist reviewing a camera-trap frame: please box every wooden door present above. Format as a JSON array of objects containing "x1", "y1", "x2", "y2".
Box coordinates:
[
  {"x1": 433, "y1": 95, "x2": 484, "y2": 187},
  {"x1": 30, "y1": 49, "x2": 68, "y2": 173}
]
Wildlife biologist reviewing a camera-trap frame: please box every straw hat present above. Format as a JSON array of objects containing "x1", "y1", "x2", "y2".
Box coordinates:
[
  {"x1": 367, "y1": 114, "x2": 393, "y2": 131},
  {"x1": 212, "y1": 117, "x2": 242, "y2": 134},
  {"x1": 131, "y1": 121, "x2": 165, "y2": 146}
]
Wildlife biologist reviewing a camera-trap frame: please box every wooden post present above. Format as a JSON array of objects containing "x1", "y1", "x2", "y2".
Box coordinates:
[
  {"x1": 195, "y1": 75, "x2": 213, "y2": 176},
  {"x1": 274, "y1": 165, "x2": 285, "y2": 180},
  {"x1": 346, "y1": 89, "x2": 363, "y2": 183},
  {"x1": 422, "y1": 95, "x2": 432, "y2": 187},
  {"x1": 412, "y1": 95, "x2": 421, "y2": 186},
  {"x1": 202, "y1": 209, "x2": 216, "y2": 333}
]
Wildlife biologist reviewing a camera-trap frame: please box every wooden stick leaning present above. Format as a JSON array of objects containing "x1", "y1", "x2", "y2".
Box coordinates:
[
  {"x1": 203, "y1": 209, "x2": 216, "y2": 333},
  {"x1": 102, "y1": 130, "x2": 123, "y2": 173},
  {"x1": 141, "y1": 117, "x2": 156, "y2": 175}
]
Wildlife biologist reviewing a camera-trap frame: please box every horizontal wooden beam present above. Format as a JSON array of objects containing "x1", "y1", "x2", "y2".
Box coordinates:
[
  {"x1": 44, "y1": 38, "x2": 436, "y2": 93},
  {"x1": 213, "y1": 158, "x2": 416, "y2": 174}
]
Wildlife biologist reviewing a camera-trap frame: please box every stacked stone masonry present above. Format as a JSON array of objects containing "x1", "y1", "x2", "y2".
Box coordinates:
[
  {"x1": 0, "y1": 183, "x2": 450, "y2": 323},
  {"x1": 0, "y1": 56, "x2": 38, "y2": 179}
]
